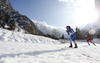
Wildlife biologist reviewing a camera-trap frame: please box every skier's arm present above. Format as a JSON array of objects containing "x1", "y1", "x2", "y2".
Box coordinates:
[
  {"x1": 66, "y1": 30, "x2": 70, "y2": 35},
  {"x1": 70, "y1": 29, "x2": 75, "y2": 35}
]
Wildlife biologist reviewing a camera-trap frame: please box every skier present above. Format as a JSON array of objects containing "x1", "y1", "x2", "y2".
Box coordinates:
[
  {"x1": 85, "y1": 36, "x2": 96, "y2": 46},
  {"x1": 66, "y1": 26, "x2": 78, "y2": 48}
]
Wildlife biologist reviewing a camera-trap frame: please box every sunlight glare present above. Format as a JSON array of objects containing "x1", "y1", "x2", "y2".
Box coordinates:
[{"x1": 75, "y1": 0, "x2": 98, "y2": 25}]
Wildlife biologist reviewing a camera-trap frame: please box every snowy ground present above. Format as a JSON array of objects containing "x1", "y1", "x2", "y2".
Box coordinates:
[{"x1": 0, "y1": 29, "x2": 100, "y2": 63}]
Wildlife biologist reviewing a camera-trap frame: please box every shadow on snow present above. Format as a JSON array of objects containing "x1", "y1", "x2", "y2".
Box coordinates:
[{"x1": 0, "y1": 48, "x2": 66, "y2": 58}]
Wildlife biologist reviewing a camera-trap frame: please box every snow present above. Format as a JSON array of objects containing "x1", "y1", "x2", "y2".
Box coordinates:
[
  {"x1": 0, "y1": 29, "x2": 58, "y2": 44},
  {"x1": 0, "y1": 28, "x2": 100, "y2": 63}
]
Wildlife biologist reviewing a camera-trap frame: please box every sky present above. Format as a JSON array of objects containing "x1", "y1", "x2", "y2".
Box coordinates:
[{"x1": 9, "y1": 0, "x2": 98, "y2": 28}]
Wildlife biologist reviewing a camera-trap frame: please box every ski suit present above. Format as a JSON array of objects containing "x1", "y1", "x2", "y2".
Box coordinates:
[
  {"x1": 66, "y1": 28, "x2": 76, "y2": 44},
  {"x1": 85, "y1": 37, "x2": 92, "y2": 43},
  {"x1": 85, "y1": 36, "x2": 96, "y2": 46}
]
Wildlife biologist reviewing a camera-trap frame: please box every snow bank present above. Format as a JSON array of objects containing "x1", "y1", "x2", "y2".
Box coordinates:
[{"x1": 0, "y1": 28, "x2": 59, "y2": 44}]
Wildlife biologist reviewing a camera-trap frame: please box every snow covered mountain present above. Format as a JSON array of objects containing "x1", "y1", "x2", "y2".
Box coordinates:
[
  {"x1": 0, "y1": 28, "x2": 100, "y2": 63},
  {"x1": 0, "y1": 0, "x2": 43, "y2": 35},
  {"x1": 33, "y1": 20, "x2": 68, "y2": 39}
]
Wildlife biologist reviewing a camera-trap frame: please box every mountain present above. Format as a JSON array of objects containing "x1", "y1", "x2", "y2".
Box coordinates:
[
  {"x1": 0, "y1": 0, "x2": 43, "y2": 35},
  {"x1": 32, "y1": 20, "x2": 68, "y2": 39}
]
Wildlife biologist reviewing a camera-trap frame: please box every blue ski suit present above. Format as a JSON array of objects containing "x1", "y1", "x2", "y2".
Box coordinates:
[{"x1": 66, "y1": 28, "x2": 76, "y2": 44}]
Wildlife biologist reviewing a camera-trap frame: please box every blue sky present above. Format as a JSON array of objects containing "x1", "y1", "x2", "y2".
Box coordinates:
[{"x1": 9, "y1": 0, "x2": 97, "y2": 28}]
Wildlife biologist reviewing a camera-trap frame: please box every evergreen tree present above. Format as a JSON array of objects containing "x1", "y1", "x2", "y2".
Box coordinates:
[
  {"x1": 76, "y1": 27, "x2": 82, "y2": 39},
  {"x1": 61, "y1": 34, "x2": 64, "y2": 39},
  {"x1": 97, "y1": 29, "x2": 100, "y2": 38}
]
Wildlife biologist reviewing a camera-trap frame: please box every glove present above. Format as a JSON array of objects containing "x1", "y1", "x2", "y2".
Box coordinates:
[{"x1": 66, "y1": 30, "x2": 70, "y2": 35}]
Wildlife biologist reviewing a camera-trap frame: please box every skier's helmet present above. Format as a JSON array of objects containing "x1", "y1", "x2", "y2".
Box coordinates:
[{"x1": 66, "y1": 26, "x2": 71, "y2": 29}]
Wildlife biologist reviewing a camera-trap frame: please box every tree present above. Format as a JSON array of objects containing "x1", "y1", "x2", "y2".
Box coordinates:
[
  {"x1": 61, "y1": 34, "x2": 64, "y2": 39},
  {"x1": 97, "y1": 29, "x2": 100, "y2": 38},
  {"x1": 76, "y1": 27, "x2": 82, "y2": 39}
]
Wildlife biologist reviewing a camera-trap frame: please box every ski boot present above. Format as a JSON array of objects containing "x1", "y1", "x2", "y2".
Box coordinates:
[
  {"x1": 88, "y1": 42, "x2": 90, "y2": 46},
  {"x1": 69, "y1": 44, "x2": 73, "y2": 48},
  {"x1": 74, "y1": 44, "x2": 78, "y2": 48}
]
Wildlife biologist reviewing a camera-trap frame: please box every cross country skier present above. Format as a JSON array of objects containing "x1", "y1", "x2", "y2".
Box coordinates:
[
  {"x1": 85, "y1": 36, "x2": 96, "y2": 46},
  {"x1": 66, "y1": 26, "x2": 78, "y2": 48}
]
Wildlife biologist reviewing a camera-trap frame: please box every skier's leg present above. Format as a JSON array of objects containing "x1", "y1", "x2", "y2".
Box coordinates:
[
  {"x1": 92, "y1": 42, "x2": 96, "y2": 46},
  {"x1": 69, "y1": 36, "x2": 72, "y2": 47},
  {"x1": 72, "y1": 34, "x2": 77, "y2": 48},
  {"x1": 87, "y1": 42, "x2": 90, "y2": 46},
  {"x1": 73, "y1": 39, "x2": 78, "y2": 48},
  {"x1": 89, "y1": 40, "x2": 96, "y2": 46},
  {"x1": 72, "y1": 34, "x2": 76, "y2": 44},
  {"x1": 73, "y1": 38, "x2": 76, "y2": 44},
  {"x1": 89, "y1": 40, "x2": 92, "y2": 43},
  {"x1": 87, "y1": 39, "x2": 90, "y2": 46}
]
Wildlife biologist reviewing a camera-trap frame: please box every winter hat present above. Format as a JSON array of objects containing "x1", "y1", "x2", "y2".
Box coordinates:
[{"x1": 66, "y1": 26, "x2": 71, "y2": 29}]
